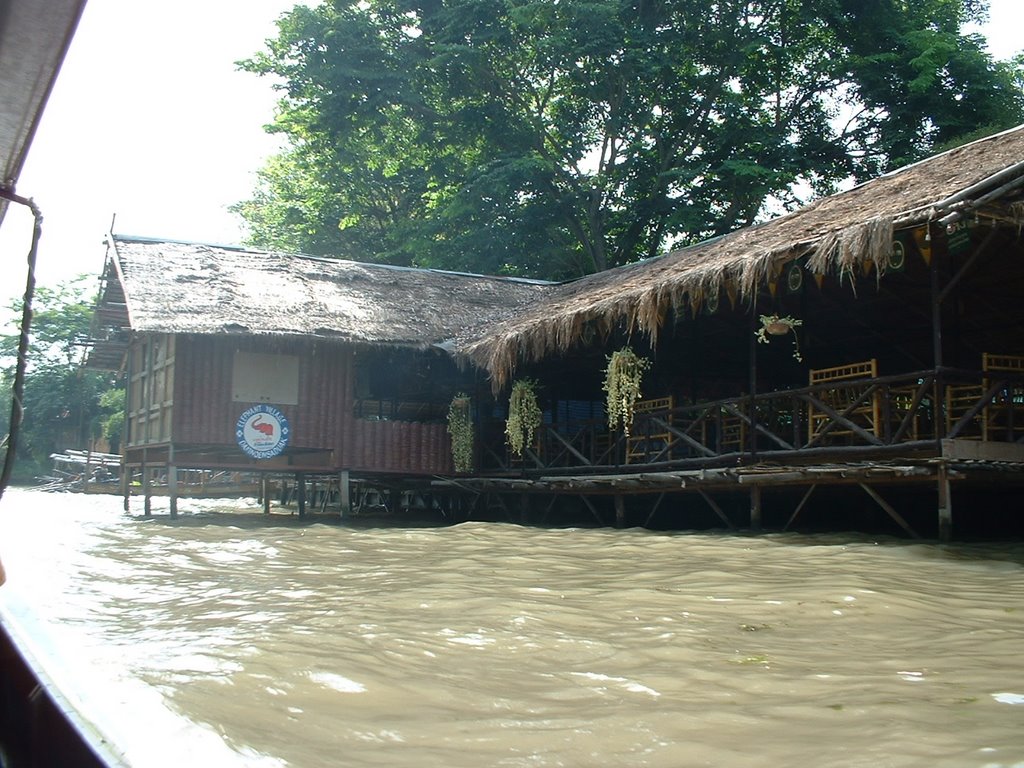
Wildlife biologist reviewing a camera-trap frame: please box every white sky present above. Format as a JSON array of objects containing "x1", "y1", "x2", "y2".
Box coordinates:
[{"x1": 0, "y1": 0, "x2": 1022, "y2": 309}]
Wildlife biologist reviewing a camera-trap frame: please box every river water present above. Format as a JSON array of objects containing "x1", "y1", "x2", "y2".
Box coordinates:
[{"x1": 0, "y1": 488, "x2": 1023, "y2": 767}]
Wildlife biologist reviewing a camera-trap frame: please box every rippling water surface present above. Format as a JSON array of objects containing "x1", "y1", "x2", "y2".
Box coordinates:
[{"x1": 1, "y1": 488, "x2": 1023, "y2": 767}]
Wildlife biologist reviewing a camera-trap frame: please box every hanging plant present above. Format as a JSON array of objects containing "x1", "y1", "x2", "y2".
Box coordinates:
[
  {"x1": 756, "y1": 314, "x2": 803, "y2": 362},
  {"x1": 447, "y1": 393, "x2": 474, "y2": 473},
  {"x1": 505, "y1": 379, "x2": 543, "y2": 457},
  {"x1": 604, "y1": 347, "x2": 651, "y2": 437}
]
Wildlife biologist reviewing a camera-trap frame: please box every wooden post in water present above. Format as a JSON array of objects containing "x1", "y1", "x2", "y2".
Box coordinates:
[
  {"x1": 83, "y1": 443, "x2": 93, "y2": 494},
  {"x1": 167, "y1": 446, "x2": 178, "y2": 518},
  {"x1": 937, "y1": 464, "x2": 953, "y2": 542},
  {"x1": 750, "y1": 485, "x2": 762, "y2": 531},
  {"x1": 142, "y1": 465, "x2": 152, "y2": 517},
  {"x1": 262, "y1": 475, "x2": 271, "y2": 515},
  {"x1": 296, "y1": 472, "x2": 307, "y2": 518},
  {"x1": 121, "y1": 463, "x2": 130, "y2": 512},
  {"x1": 338, "y1": 470, "x2": 350, "y2": 518},
  {"x1": 614, "y1": 494, "x2": 626, "y2": 528}
]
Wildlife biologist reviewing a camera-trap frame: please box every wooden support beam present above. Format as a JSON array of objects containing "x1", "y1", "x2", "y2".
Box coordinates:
[
  {"x1": 167, "y1": 445, "x2": 177, "y2": 518},
  {"x1": 339, "y1": 470, "x2": 350, "y2": 518},
  {"x1": 262, "y1": 475, "x2": 271, "y2": 515},
  {"x1": 651, "y1": 417, "x2": 717, "y2": 457},
  {"x1": 858, "y1": 483, "x2": 920, "y2": 539},
  {"x1": 579, "y1": 495, "x2": 604, "y2": 526},
  {"x1": 296, "y1": 472, "x2": 307, "y2": 518},
  {"x1": 800, "y1": 389, "x2": 885, "y2": 447},
  {"x1": 121, "y1": 464, "x2": 130, "y2": 512},
  {"x1": 541, "y1": 494, "x2": 558, "y2": 525},
  {"x1": 937, "y1": 464, "x2": 952, "y2": 542},
  {"x1": 614, "y1": 494, "x2": 626, "y2": 528},
  {"x1": 545, "y1": 428, "x2": 592, "y2": 465},
  {"x1": 142, "y1": 463, "x2": 151, "y2": 518},
  {"x1": 697, "y1": 490, "x2": 735, "y2": 530},
  {"x1": 750, "y1": 485, "x2": 762, "y2": 531},
  {"x1": 167, "y1": 466, "x2": 178, "y2": 518},
  {"x1": 643, "y1": 493, "x2": 667, "y2": 528},
  {"x1": 782, "y1": 484, "x2": 817, "y2": 532}
]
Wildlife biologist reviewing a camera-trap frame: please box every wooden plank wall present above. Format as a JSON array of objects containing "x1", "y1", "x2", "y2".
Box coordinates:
[{"x1": 171, "y1": 336, "x2": 453, "y2": 474}]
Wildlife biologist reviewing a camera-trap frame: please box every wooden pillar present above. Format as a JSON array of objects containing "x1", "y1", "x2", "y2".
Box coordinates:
[
  {"x1": 296, "y1": 472, "x2": 306, "y2": 518},
  {"x1": 750, "y1": 485, "x2": 762, "y2": 531},
  {"x1": 167, "y1": 466, "x2": 178, "y2": 518},
  {"x1": 937, "y1": 464, "x2": 953, "y2": 542},
  {"x1": 339, "y1": 470, "x2": 350, "y2": 518},
  {"x1": 167, "y1": 445, "x2": 178, "y2": 518},
  {"x1": 262, "y1": 475, "x2": 271, "y2": 515},
  {"x1": 930, "y1": 243, "x2": 947, "y2": 439},
  {"x1": 83, "y1": 443, "x2": 93, "y2": 494},
  {"x1": 121, "y1": 463, "x2": 130, "y2": 512},
  {"x1": 142, "y1": 465, "x2": 152, "y2": 517},
  {"x1": 614, "y1": 494, "x2": 626, "y2": 528},
  {"x1": 748, "y1": 311, "x2": 759, "y2": 458}
]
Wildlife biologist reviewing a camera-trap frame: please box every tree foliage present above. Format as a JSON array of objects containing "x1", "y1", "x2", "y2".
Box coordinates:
[
  {"x1": 237, "y1": 0, "x2": 1024, "y2": 279},
  {"x1": 0, "y1": 278, "x2": 122, "y2": 477}
]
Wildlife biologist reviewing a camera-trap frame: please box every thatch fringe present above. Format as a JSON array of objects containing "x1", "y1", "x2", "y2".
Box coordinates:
[
  {"x1": 462, "y1": 126, "x2": 1024, "y2": 389},
  {"x1": 807, "y1": 217, "x2": 894, "y2": 277}
]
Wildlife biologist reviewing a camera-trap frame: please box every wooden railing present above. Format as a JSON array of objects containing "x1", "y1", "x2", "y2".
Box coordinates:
[{"x1": 479, "y1": 366, "x2": 1024, "y2": 471}]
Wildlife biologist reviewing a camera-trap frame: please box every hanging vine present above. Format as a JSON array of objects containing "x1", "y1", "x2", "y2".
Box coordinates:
[
  {"x1": 604, "y1": 348, "x2": 651, "y2": 437},
  {"x1": 446, "y1": 393, "x2": 474, "y2": 473},
  {"x1": 505, "y1": 379, "x2": 543, "y2": 457}
]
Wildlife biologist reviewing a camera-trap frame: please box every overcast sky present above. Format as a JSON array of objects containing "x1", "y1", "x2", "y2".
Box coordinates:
[{"x1": 1, "y1": 0, "x2": 1022, "y2": 309}]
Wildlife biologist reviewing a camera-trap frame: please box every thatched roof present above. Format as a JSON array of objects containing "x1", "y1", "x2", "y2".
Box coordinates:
[
  {"x1": 460, "y1": 124, "x2": 1024, "y2": 388},
  {"x1": 87, "y1": 236, "x2": 551, "y2": 368}
]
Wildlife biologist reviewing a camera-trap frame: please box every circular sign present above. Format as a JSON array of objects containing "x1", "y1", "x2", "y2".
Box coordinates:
[
  {"x1": 236, "y1": 405, "x2": 290, "y2": 459},
  {"x1": 786, "y1": 262, "x2": 803, "y2": 293},
  {"x1": 889, "y1": 240, "x2": 906, "y2": 271}
]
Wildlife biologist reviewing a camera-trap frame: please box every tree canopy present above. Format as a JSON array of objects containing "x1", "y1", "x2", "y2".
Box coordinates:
[
  {"x1": 0, "y1": 278, "x2": 122, "y2": 478},
  {"x1": 237, "y1": 0, "x2": 1024, "y2": 280}
]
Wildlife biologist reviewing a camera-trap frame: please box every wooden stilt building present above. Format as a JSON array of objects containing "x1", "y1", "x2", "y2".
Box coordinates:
[
  {"x1": 454, "y1": 124, "x2": 1024, "y2": 540},
  {"x1": 87, "y1": 125, "x2": 1024, "y2": 538},
  {"x1": 85, "y1": 237, "x2": 548, "y2": 519}
]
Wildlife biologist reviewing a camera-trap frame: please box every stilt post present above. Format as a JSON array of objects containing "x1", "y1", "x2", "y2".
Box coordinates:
[
  {"x1": 142, "y1": 465, "x2": 152, "y2": 517},
  {"x1": 339, "y1": 470, "x2": 350, "y2": 518},
  {"x1": 296, "y1": 472, "x2": 307, "y2": 518},
  {"x1": 262, "y1": 475, "x2": 271, "y2": 515},
  {"x1": 750, "y1": 485, "x2": 762, "y2": 531},
  {"x1": 937, "y1": 464, "x2": 953, "y2": 542},
  {"x1": 167, "y1": 445, "x2": 177, "y2": 518},
  {"x1": 121, "y1": 463, "x2": 130, "y2": 512}
]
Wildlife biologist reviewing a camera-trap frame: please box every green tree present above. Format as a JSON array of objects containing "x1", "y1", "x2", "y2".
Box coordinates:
[
  {"x1": 237, "y1": 0, "x2": 1024, "y2": 279},
  {"x1": 0, "y1": 277, "x2": 122, "y2": 479}
]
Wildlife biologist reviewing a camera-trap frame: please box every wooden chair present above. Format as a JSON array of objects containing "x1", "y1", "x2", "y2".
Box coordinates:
[
  {"x1": 808, "y1": 359, "x2": 880, "y2": 443},
  {"x1": 889, "y1": 382, "x2": 927, "y2": 441},
  {"x1": 625, "y1": 396, "x2": 674, "y2": 463},
  {"x1": 982, "y1": 353, "x2": 1024, "y2": 441},
  {"x1": 718, "y1": 403, "x2": 746, "y2": 453},
  {"x1": 945, "y1": 354, "x2": 1024, "y2": 441},
  {"x1": 945, "y1": 381, "x2": 984, "y2": 439}
]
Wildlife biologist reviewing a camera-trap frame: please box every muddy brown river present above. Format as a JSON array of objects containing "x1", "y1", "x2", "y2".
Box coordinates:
[{"x1": 1, "y1": 489, "x2": 1022, "y2": 767}]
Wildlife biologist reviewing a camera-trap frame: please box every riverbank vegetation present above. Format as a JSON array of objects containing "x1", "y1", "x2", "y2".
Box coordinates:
[{"x1": 0, "y1": 278, "x2": 123, "y2": 482}]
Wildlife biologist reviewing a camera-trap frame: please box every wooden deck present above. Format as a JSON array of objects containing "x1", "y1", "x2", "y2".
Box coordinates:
[{"x1": 481, "y1": 366, "x2": 1024, "y2": 472}]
